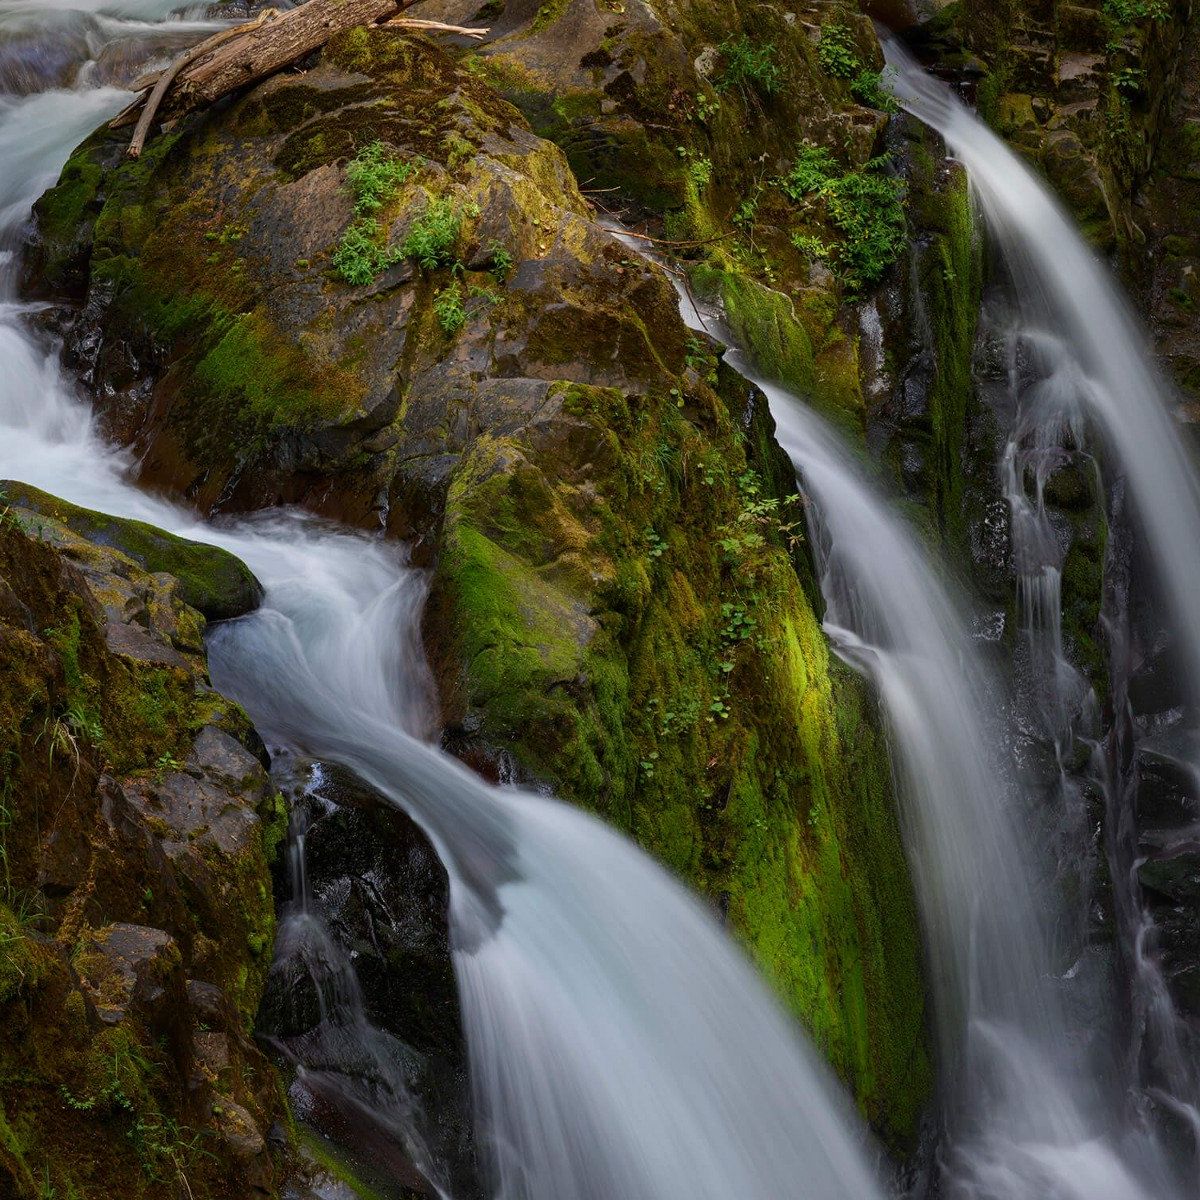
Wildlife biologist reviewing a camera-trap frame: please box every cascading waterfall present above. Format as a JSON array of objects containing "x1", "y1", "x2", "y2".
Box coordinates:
[
  {"x1": 883, "y1": 37, "x2": 1200, "y2": 1166},
  {"x1": 652, "y1": 261, "x2": 1179, "y2": 1198},
  {"x1": 0, "y1": 6, "x2": 890, "y2": 1199}
]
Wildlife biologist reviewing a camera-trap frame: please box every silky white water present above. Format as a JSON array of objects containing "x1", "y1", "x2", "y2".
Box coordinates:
[
  {"x1": 657, "y1": 263, "x2": 1181, "y2": 1196},
  {"x1": 0, "y1": 6, "x2": 888, "y2": 1198},
  {"x1": 883, "y1": 39, "x2": 1200, "y2": 1184}
]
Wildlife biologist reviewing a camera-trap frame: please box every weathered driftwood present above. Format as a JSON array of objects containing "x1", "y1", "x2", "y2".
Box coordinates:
[
  {"x1": 387, "y1": 16, "x2": 489, "y2": 37},
  {"x1": 126, "y1": 9, "x2": 278, "y2": 157},
  {"x1": 112, "y1": 0, "x2": 407, "y2": 144}
]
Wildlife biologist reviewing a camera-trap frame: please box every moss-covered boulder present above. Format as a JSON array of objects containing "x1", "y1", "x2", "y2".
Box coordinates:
[
  {"x1": 1, "y1": 482, "x2": 262, "y2": 620},
  {"x1": 0, "y1": 500, "x2": 291, "y2": 1198},
  {"x1": 27, "y1": 25, "x2": 930, "y2": 1143}
]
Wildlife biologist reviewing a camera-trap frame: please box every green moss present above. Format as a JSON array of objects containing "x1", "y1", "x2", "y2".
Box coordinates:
[
  {"x1": 433, "y1": 361, "x2": 929, "y2": 1142},
  {"x1": 1, "y1": 483, "x2": 261, "y2": 620},
  {"x1": 912, "y1": 161, "x2": 983, "y2": 549}
]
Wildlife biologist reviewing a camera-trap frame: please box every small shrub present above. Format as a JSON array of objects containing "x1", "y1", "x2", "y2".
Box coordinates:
[
  {"x1": 718, "y1": 37, "x2": 783, "y2": 97},
  {"x1": 779, "y1": 144, "x2": 841, "y2": 200},
  {"x1": 433, "y1": 280, "x2": 466, "y2": 334},
  {"x1": 817, "y1": 22, "x2": 860, "y2": 79}
]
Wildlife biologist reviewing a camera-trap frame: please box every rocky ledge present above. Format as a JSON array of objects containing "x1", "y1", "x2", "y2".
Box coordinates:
[{"x1": 0, "y1": 484, "x2": 289, "y2": 1197}]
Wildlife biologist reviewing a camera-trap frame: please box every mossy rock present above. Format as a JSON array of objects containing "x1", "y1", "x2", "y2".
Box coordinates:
[{"x1": 2, "y1": 481, "x2": 261, "y2": 620}]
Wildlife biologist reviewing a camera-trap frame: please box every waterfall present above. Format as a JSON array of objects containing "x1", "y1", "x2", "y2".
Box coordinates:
[
  {"x1": 883, "y1": 36, "x2": 1200, "y2": 1175},
  {"x1": 0, "y1": 6, "x2": 887, "y2": 1198},
  {"x1": 646, "y1": 254, "x2": 1180, "y2": 1195}
]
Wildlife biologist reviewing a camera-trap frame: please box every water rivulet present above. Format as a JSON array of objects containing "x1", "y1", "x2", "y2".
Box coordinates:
[{"x1": 0, "y1": 5, "x2": 887, "y2": 1198}]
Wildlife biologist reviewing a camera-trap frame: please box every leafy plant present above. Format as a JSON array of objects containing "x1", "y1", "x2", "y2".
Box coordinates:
[
  {"x1": 791, "y1": 231, "x2": 831, "y2": 259},
  {"x1": 487, "y1": 239, "x2": 513, "y2": 280},
  {"x1": 717, "y1": 37, "x2": 783, "y2": 97},
  {"x1": 1103, "y1": 0, "x2": 1167, "y2": 23},
  {"x1": 780, "y1": 145, "x2": 842, "y2": 200},
  {"x1": 433, "y1": 280, "x2": 466, "y2": 334},
  {"x1": 332, "y1": 218, "x2": 395, "y2": 285},
  {"x1": 400, "y1": 198, "x2": 465, "y2": 270},
  {"x1": 817, "y1": 22, "x2": 860, "y2": 79},
  {"x1": 850, "y1": 68, "x2": 898, "y2": 111},
  {"x1": 645, "y1": 526, "x2": 669, "y2": 560},
  {"x1": 344, "y1": 141, "x2": 414, "y2": 215},
  {"x1": 779, "y1": 145, "x2": 906, "y2": 291}
]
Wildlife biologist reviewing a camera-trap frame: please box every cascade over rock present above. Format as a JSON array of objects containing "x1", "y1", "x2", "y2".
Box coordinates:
[{"x1": 23, "y1": 8, "x2": 931, "y2": 1148}]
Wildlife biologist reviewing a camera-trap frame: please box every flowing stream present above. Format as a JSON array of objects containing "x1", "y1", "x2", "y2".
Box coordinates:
[
  {"x1": 0, "y1": 5, "x2": 888, "y2": 1198},
  {"x1": 650, "y1": 264, "x2": 1181, "y2": 1197}
]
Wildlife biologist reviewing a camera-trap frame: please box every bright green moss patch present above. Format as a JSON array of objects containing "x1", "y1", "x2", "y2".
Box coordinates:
[
  {"x1": 1, "y1": 482, "x2": 261, "y2": 620},
  {"x1": 433, "y1": 361, "x2": 930, "y2": 1142}
]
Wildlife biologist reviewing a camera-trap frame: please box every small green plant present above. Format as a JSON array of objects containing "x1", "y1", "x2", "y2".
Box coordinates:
[
  {"x1": 1112, "y1": 64, "x2": 1145, "y2": 94},
  {"x1": 817, "y1": 22, "x2": 860, "y2": 79},
  {"x1": 401, "y1": 198, "x2": 466, "y2": 270},
  {"x1": 694, "y1": 90, "x2": 720, "y2": 122},
  {"x1": 850, "y1": 68, "x2": 898, "y2": 111},
  {"x1": 645, "y1": 526, "x2": 669, "y2": 560},
  {"x1": 780, "y1": 144, "x2": 841, "y2": 199},
  {"x1": 433, "y1": 280, "x2": 466, "y2": 334},
  {"x1": 688, "y1": 155, "x2": 713, "y2": 192},
  {"x1": 717, "y1": 37, "x2": 783, "y2": 97},
  {"x1": 345, "y1": 141, "x2": 414, "y2": 215},
  {"x1": 779, "y1": 145, "x2": 906, "y2": 291},
  {"x1": 332, "y1": 219, "x2": 395, "y2": 286},
  {"x1": 1103, "y1": 0, "x2": 1167, "y2": 23},
  {"x1": 487, "y1": 239, "x2": 514, "y2": 280},
  {"x1": 791, "y1": 231, "x2": 831, "y2": 259},
  {"x1": 154, "y1": 752, "x2": 180, "y2": 777}
]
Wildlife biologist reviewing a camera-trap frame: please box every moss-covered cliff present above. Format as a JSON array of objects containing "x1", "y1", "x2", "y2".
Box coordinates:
[
  {"x1": 0, "y1": 486, "x2": 291, "y2": 1198},
  {"x1": 28, "y1": 21, "x2": 932, "y2": 1143}
]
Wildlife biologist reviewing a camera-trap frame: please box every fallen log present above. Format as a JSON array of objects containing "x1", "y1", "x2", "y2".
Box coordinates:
[
  {"x1": 126, "y1": 8, "x2": 278, "y2": 157},
  {"x1": 111, "y1": 0, "x2": 407, "y2": 138}
]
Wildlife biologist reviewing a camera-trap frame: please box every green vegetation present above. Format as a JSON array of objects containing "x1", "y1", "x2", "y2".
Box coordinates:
[
  {"x1": 817, "y1": 22, "x2": 860, "y2": 78},
  {"x1": 399, "y1": 197, "x2": 466, "y2": 270},
  {"x1": 332, "y1": 218, "x2": 396, "y2": 285},
  {"x1": 346, "y1": 141, "x2": 415, "y2": 213},
  {"x1": 433, "y1": 280, "x2": 467, "y2": 334},
  {"x1": 1102, "y1": 0, "x2": 1168, "y2": 24},
  {"x1": 333, "y1": 141, "x2": 418, "y2": 285},
  {"x1": 816, "y1": 22, "x2": 895, "y2": 110},
  {"x1": 780, "y1": 146, "x2": 906, "y2": 291},
  {"x1": 717, "y1": 37, "x2": 783, "y2": 98}
]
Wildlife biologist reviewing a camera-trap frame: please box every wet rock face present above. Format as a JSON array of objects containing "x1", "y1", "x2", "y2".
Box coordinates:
[
  {"x1": 0, "y1": 501, "x2": 290, "y2": 1198},
  {"x1": 258, "y1": 760, "x2": 477, "y2": 1198},
  {"x1": 28, "y1": 29, "x2": 688, "y2": 530}
]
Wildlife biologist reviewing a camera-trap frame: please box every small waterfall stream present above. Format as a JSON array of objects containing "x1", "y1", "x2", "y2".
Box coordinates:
[{"x1": 648, "y1": 257, "x2": 1179, "y2": 1198}]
